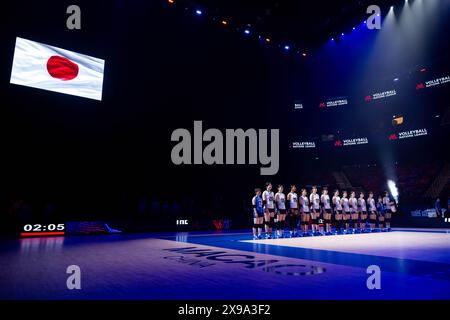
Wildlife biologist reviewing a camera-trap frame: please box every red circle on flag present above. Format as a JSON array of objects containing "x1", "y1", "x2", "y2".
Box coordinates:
[{"x1": 46, "y1": 55, "x2": 79, "y2": 81}]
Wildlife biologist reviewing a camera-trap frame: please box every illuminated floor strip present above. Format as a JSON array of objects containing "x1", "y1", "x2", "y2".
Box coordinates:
[{"x1": 20, "y1": 232, "x2": 65, "y2": 237}]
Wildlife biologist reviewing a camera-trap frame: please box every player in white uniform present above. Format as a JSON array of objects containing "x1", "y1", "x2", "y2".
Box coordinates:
[
  {"x1": 321, "y1": 188, "x2": 332, "y2": 235},
  {"x1": 262, "y1": 182, "x2": 275, "y2": 238},
  {"x1": 275, "y1": 185, "x2": 287, "y2": 238},
  {"x1": 341, "y1": 191, "x2": 350, "y2": 233},
  {"x1": 287, "y1": 185, "x2": 299, "y2": 237},
  {"x1": 332, "y1": 190, "x2": 342, "y2": 234},
  {"x1": 383, "y1": 191, "x2": 395, "y2": 231},
  {"x1": 300, "y1": 188, "x2": 310, "y2": 235},
  {"x1": 349, "y1": 191, "x2": 359, "y2": 233},
  {"x1": 367, "y1": 192, "x2": 377, "y2": 231},
  {"x1": 358, "y1": 192, "x2": 367, "y2": 232},
  {"x1": 310, "y1": 186, "x2": 321, "y2": 235}
]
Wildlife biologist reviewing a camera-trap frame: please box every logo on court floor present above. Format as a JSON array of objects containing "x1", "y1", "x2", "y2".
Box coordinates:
[{"x1": 163, "y1": 246, "x2": 326, "y2": 276}]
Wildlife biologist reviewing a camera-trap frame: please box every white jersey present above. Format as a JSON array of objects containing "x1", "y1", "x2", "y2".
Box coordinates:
[
  {"x1": 275, "y1": 192, "x2": 286, "y2": 210},
  {"x1": 358, "y1": 198, "x2": 367, "y2": 212},
  {"x1": 310, "y1": 193, "x2": 320, "y2": 210},
  {"x1": 341, "y1": 197, "x2": 350, "y2": 212},
  {"x1": 321, "y1": 194, "x2": 331, "y2": 209},
  {"x1": 349, "y1": 197, "x2": 358, "y2": 212},
  {"x1": 333, "y1": 196, "x2": 342, "y2": 211},
  {"x1": 368, "y1": 198, "x2": 376, "y2": 211},
  {"x1": 288, "y1": 192, "x2": 298, "y2": 209},
  {"x1": 300, "y1": 195, "x2": 310, "y2": 213},
  {"x1": 262, "y1": 190, "x2": 275, "y2": 209}
]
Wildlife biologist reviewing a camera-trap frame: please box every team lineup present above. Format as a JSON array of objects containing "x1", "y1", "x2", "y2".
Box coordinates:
[{"x1": 251, "y1": 183, "x2": 397, "y2": 239}]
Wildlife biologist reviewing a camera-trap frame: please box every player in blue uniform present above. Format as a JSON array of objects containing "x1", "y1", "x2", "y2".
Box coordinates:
[
  {"x1": 251, "y1": 188, "x2": 264, "y2": 239},
  {"x1": 377, "y1": 195, "x2": 385, "y2": 231}
]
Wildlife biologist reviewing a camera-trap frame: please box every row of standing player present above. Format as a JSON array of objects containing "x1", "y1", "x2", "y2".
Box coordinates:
[{"x1": 251, "y1": 183, "x2": 397, "y2": 239}]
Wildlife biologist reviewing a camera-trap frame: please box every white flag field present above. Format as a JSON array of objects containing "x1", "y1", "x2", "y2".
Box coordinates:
[{"x1": 10, "y1": 37, "x2": 105, "y2": 101}]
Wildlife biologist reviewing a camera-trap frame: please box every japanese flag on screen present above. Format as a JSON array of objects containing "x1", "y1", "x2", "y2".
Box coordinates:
[{"x1": 10, "y1": 37, "x2": 105, "y2": 101}]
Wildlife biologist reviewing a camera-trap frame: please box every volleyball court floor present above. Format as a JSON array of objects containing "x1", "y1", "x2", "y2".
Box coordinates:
[{"x1": 0, "y1": 228, "x2": 449, "y2": 299}]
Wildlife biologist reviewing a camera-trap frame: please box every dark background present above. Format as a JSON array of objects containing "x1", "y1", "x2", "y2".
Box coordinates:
[{"x1": 0, "y1": 0, "x2": 449, "y2": 230}]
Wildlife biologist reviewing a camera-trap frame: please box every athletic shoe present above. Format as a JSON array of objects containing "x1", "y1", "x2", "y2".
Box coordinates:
[{"x1": 253, "y1": 235, "x2": 258, "y2": 240}]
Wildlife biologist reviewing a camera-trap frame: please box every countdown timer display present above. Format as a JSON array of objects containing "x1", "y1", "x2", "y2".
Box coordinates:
[{"x1": 20, "y1": 223, "x2": 65, "y2": 237}]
